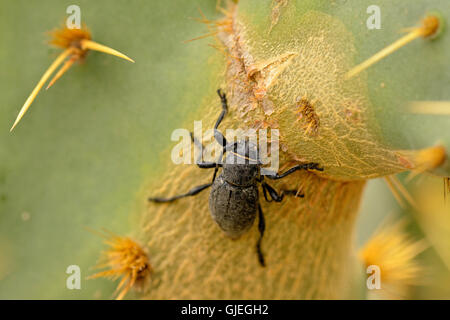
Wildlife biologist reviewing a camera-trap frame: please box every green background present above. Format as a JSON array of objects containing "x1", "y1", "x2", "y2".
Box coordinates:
[
  {"x1": 0, "y1": 0, "x2": 220, "y2": 299},
  {"x1": 0, "y1": 0, "x2": 448, "y2": 299}
]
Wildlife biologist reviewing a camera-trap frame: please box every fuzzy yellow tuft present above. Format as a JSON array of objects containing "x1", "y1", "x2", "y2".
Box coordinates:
[
  {"x1": 89, "y1": 231, "x2": 152, "y2": 300},
  {"x1": 10, "y1": 24, "x2": 134, "y2": 131},
  {"x1": 49, "y1": 25, "x2": 135, "y2": 63},
  {"x1": 49, "y1": 25, "x2": 91, "y2": 54},
  {"x1": 359, "y1": 219, "x2": 428, "y2": 300},
  {"x1": 395, "y1": 146, "x2": 447, "y2": 182},
  {"x1": 346, "y1": 14, "x2": 440, "y2": 79}
]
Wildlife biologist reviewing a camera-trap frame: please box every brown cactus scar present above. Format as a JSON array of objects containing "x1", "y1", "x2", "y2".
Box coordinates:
[
  {"x1": 247, "y1": 52, "x2": 298, "y2": 101},
  {"x1": 295, "y1": 97, "x2": 320, "y2": 137}
]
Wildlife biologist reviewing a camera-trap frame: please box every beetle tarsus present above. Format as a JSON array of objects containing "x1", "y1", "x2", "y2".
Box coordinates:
[
  {"x1": 214, "y1": 89, "x2": 228, "y2": 147},
  {"x1": 257, "y1": 205, "x2": 266, "y2": 267},
  {"x1": 148, "y1": 183, "x2": 212, "y2": 203},
  {"x1": 264, "y1": 163, "x2": 324, "y2": 180},
  {"x1": 262, "y1": 182, "x2": 284, "y2": 202}
]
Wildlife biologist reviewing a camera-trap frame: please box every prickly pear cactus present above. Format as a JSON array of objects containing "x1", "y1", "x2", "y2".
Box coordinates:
[{"x1": 0, "y1": 0, "x2": 449, "y2": 299}]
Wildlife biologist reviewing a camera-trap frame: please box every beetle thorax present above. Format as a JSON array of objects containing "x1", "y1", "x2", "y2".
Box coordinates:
[
  {"x1": 222, "y1": 140, "x2": 260, "y2": 187},
  {"x1": 222, "y1": 163, "x2": 259, "y2": 187}
]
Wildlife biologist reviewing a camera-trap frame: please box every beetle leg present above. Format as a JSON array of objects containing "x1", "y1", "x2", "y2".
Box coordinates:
[
  {"x1": 190, "y1": 132, "x2": 222, "y2": 169},
  {"x1": 214, "y1": 130, "x2": 227, "y2": 149},
  {"x1": 190, "y1": 131, "x2": 204, "y2": 150},
  {"x1": 262, "y1": 183, "x2": 270, "y2": 202},
  {"x1": 262, "y1": 182, "x2": 284, "y2": 202},
  {"x1": 214, "y1": 89, "x2": 228, "y2": 129},
  {"x1": 256, "y1": 204, "x2": 266, "y2": 267},
  {"x1": 211, "y1": 165, "x2": 218, "y2": 183},
  {"x1": 263, "y1": 163, "x2": 324, "y2": 180},
  {"x1": 197, "y1": 162, "x2": 219, "y2": 169},
  {"x1": 214, "y1": 89, "x2": 228, "y2": 148},
  {"x1": 148, "y1": 183, "x2": 212, "y2": 203}
]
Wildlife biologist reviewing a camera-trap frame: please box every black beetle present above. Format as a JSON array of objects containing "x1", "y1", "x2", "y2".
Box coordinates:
[{"x1": 149, "y1": 89, "x2": 323, "y2": 266}]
